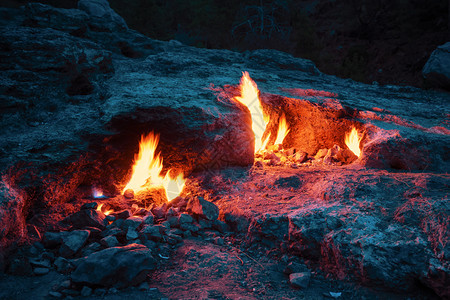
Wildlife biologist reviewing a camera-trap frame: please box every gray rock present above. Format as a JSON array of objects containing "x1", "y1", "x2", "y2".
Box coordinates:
[
  {"x1": 245, "y1": 49, "x2": 319, "y2": 74},
  {"x1": 101, "y1": 227, "x2": 124, "y2": 238},
  {"x1": 284, "y1": 262, "x2": 309, "y2": 275},
  {"x1": 59, "y1": 230, "x2": 90, "y2": 258},
  {"x1": 54, "y1": 257, "x2": 74, "y2": 273},
  {"x1": 81, "y1": 286, "x2": 92, "y2": 297},
  {"x1": 81, "y1": 242, "x2": 101, "y2": 256},
  {"x1": 423, "y1": 42, "x2": 450, "y2": 90},
  {"x1": 180, "y1": 222, "x2": 200, "y2": 233},
  {"x1": 124, "y1": 216, "x2": 143, "y2": 230},
  {"x1": 71, "y1": 244, "x2": 156, "y2": 288},
  {"x1": 126, "y1": 228, "x2": 139, "y2": 241},
  {"x1": 143, "y1": 212, "x2": 155, "y2": 225},
  {"x1": 78, "y1": 0, "x2": 127, "y2": 31},
  {"x1": 198, "y1": 219, "x2": 212, "y2": 229},
  {"x1": 33, "y1": 267, "x2": 50, "y2": 275},
  {"x1": 212, "y1": 220, "x2": 230, "y2": 233},
  {"x1": 63, "y1": 209, "x2": 105, "y2": 230},
  {"x1": 139, "y1": 225, "x2": 162, "y2": 241},
  {"x1": 81, "y1": 202, "x2": 98, "y2": 210},
  {"x1": 178, "y1": 213, "x2": 194, "y2": 224},
  {"x1": 289, "y1": 272, "x2": 311, "y2": 289},
  {"x1": 43, "y1": 232, "x2": 64, "y2": 248},
  {"x1": 186, "y1": 197, "x2": 219, "y2": 221},
  {"x1": 111, "y1": 210, "x2": 131, "y2": 220},
  {"x1": 48, "y1": 291, "x2": 63, "y2": 298},
  {"x1": 100, "y1": 235, "x2": 119, "y2": 248}
]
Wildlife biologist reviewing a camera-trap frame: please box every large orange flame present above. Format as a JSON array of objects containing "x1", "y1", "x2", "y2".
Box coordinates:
[
  {"x1": 274, "y1": 113, "x2": 290, "y2": 145},
  {"x1": 345, "y1": 127, "x2": 362, "y2": 158},
  {"x1": 122, "y1": 132, "x2": 185, "y2": 201},
  {"x1": 234, "y1": 72, "x2": 269, "y2": 153}
]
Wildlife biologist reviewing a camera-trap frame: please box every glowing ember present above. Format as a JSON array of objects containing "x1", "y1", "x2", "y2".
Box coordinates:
[
  {"x1": 122, "y1": 132, "x2": 185, "y2": 201},
  {"x1": 122, "y1": 132, "x2": 163, "y2": 194},
  {"x1": 274, "y1": 113, "x2": 290, "y2": 145},
  {"x1": 92, "y1": 187, "x2": 105, "y2": 199},
  {"x1": 97, "y1": 203, "x2": 113, "y2": 215},
  {"x1": 345, "y1": 127, "x2": 362, "y2": 158},
  {"x1": 234, "y1": 72, "x2": 269, "y2": 153}
]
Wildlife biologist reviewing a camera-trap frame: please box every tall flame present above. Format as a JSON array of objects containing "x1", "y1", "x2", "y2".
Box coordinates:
[
  {"x1": 345, "y1": 127, "x2": 362, "y2": 158},
  {"x1": 234, "y1": 72, "x2": 269, "y2": 153},
  {"x1": 122, "y1": 132, "x2": 185, "y2": 201},
  {"x1": 274, "y1": 113, "x2": 290, "y2": 145}
]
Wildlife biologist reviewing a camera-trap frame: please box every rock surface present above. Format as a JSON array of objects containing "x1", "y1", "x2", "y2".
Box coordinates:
[
  {"x1": 423, "y1": 42, "x2": 450, "y2": 90},
  {"x1": 71, "y1": 244, "x2": 156, "y2": 287}
]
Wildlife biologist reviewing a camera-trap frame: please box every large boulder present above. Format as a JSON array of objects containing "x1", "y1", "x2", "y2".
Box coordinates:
[
  {"x1": 78, "y1": 0, "x2": 128, "y2": 32},
  {"x1": 422, "y1": 42, "x2": 450, "y2": 91},
  {"x1": 71, "y1": 244, "x2": 156, "y2": 287}
]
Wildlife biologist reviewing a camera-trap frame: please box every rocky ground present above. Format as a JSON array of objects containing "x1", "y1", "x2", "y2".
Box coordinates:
[{"x1": 0, "y1": 1, "x2": 449, "y2": 299}]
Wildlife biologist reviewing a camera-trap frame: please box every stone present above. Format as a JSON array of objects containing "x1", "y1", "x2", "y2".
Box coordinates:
[
  {"x1": 186, "y1": 197, "x2": 219, "y2": 221},
  {"x1": 81, "y1": 202, "x2": 98, "y2": 210},
  {"x1": 178, "y1": 213, "x2": 193, "y2": 224},
  {"x1": 214, "y1": 237, "x2": 224, "y2": 246},
  {"x1": 152, "y1": 204, "x2": 167, "y2": 219},
  {"x1": 43, "y1": 232, "x2": 64, "y2": 248},
  {"x1": 71, "y1": 244, "x2": 156, "y2": 288},
  {"x1": 59, "y1": 280, "x2": 71, "y2": 289},
  {"x1": 245, "y1": 49, "x2": 319, "y2": 74},
  {"x1": 161, "y1": 221, "x2": 171, "y2": 230},
  {"x1": 139, "y1": 225, "x2": 162, "y2": 241},
  {"x1": 212, "y1": 220, "x2": 230, "y2": 233},
  {"x1": 81, "y1": 286, "x2": 92, "y2": 297},
  {"x1": 143, "y1": 212, "x2": 155, "y2": 225},
  {"x1": 126, "y1": 228, "x2": 139, "y2": 241},
  {"x1": 54, "y1": 257, "x2": 74, "y2": 273},
  {"x1": 29, "y1": 258, "x2": 51, "y2": 269},
  {"x1": 124, "y1": 216, "x2": 143, "y2": 230},
  {"x1": 314, "y1": 148, "x2": 328, "y2": 159},
  {"x1": 422, "y1": 42, "x2": 450, "y2": 90},
  {"x1": 123, "y1": 189, "x2": 134, "y2": 199},
  {"x1": 48, "y1": 291, "x2": 63, "y2": 298},
  {"x1": 180, "y1": 222, "x2": 200, "y2": 233},
  {"x1": 284, "y1": 262, "x2": 309, "y2": 275},
  {"x1": 63, "y1": 209, "x2": 105, "y2": 230},
  {"x1": 112, "y1": 210, "x2": 131, "y2": 220},
  {"x1": 167, "y1": 216, "x2": 179, "y2": 228},
  {"x1": 100, "y1": 235, "x2": 119, "y2": 248},
  {"x1": 78, "y1": 0, "x2": 128, "y2": 31},
  {"x1": 33, "y1": 267, "x2": 50, "y2": 275},
  {"x1": 81, "y1": 242, "x2": 101, "y2": 256},
  {"x1": 289, "y1": 272, "x2": 311, "y2": 289},
  {"x1": 59, "y1": 230, "x2": 90, "y2": 258},
  {"x1": 293, "y1": 151, "x2": 307, "y2": 163},
  {"x1": 199, "y1": 219, "x2": 212, "y2": 229}
]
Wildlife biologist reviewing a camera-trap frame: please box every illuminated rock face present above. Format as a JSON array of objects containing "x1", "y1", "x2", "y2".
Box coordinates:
[{"x1": 423, "y1": 42, "x2": 450, "y2": 91}]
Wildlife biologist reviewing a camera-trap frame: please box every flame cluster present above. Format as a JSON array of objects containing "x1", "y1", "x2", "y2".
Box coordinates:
[
  {"x1": 122, "y1": 132, "x2": 185, "y2": 201},
  {"x1": 234, "y1": 72, "x2": 362, "y2": 158},
  {"x1": 234, "y1": 72, "x2": 290, "y2": 153}
]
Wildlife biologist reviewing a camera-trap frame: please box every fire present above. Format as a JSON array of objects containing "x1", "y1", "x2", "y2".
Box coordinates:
[
  {"x1": 97, "y1": 203, "x2": 113, "y2": 215},
  {"x1": 274, "y1": 113, "x2": 290, "y2": 145},
  {"x1": 92, "y1": 187, "x2": 104, "y2": 199},
  {"x1": 234, "y1": 72, "x2": 269, "y2": 153},
  {"x1": 345, "y1": 127, "x2": 362, "y2": 157},
  {"x1": 122, "y1": 132, "x2": 163, "y2": 194},
  {"x1": 122, "y1": 132, "x2": 185, "y2": 201}
]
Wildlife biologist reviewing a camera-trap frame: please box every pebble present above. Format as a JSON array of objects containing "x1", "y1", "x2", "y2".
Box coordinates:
[
  {"x1": 33, "y1": 267, "x2": 50, "y2": 275},
  {"x1": 81, "y1": 286, "x2": 92, "y2": 297},
  {"x1": 48, "y1": 291, "x2": 63, "y2": 298}
]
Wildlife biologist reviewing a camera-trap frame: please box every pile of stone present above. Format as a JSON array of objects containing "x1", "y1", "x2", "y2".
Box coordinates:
[
  {"x1": 255, "y1": 144, "x2": 357, "y2": 168},
  {"x1": 7, "y1": 196, "x2": 229, "y2": 297}
]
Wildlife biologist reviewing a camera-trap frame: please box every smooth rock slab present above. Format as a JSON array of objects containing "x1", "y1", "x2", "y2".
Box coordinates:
[
  {"x1": 71, "y1": 244, "x2": 156, "y2": 288},
  {"x1": 59, "y1": 230, "x2": 90, "y2": 258},
  {"x1": 289, "y1": 272, "x2": 311, "y2": 289}
]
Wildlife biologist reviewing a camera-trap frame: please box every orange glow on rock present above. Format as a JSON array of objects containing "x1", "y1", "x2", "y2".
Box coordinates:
[
  {"x1": 97, "y1": 203, "x2": 113, "y2": 216},
  {"x1": 234, "y1": 72, "x2": 269, "y2": 153},
  {"x1": 345, "y1": 127, "x2": 362, "y2": 158},
  {"x1": 274, "y1": 113, "x2": 290, "y2": 145},
  {"x1": 122, "y1": 132, "x2": 185, "y2": 201}
]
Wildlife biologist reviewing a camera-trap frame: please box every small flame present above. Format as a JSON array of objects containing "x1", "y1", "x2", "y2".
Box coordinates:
[
  {"x1": 97, "y1": 203, "x2": 113, "y2": 216},
  {"x1": 122, "y1": 132, "x2": 185, "y2": 201},
  {"x1": 122, "y1": 132, "x2": 163, "y2": 194},
  {"x1": 92, "y1": 187, "x2": 104, "y2": 199},
  {"x1": 274, "y1": 113, "x2": 290, "y2": 145},
  {"x1": 345, "y1": 127, "x2": 362, "y2": 157},
  {"x1": 234, "y1": 72, "x2": 270, "y2": 153}
]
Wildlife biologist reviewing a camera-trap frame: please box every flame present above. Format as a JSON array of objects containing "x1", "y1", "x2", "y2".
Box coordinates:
[
  {"x1": 274, "y1": 113, "x2": 290, "y2": 145},
  {"x1": 97, "y1": 203, "x2": 113, "y2": 216},
  {"x1": 345, "y1": 127, "x2": 362, "y2": 157},
  {"x1": 92, "y1": 187, "x2": 104, "y2": 199},
  {"x1": 122, "y1": 132, "x2": 185, "y2": 201},
  {"x1": 122, "y1": 132, "x2": 163, "y2": 194},
  {"x1": 234, "y1": 72, "x2": 269, "y2": 153}
]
